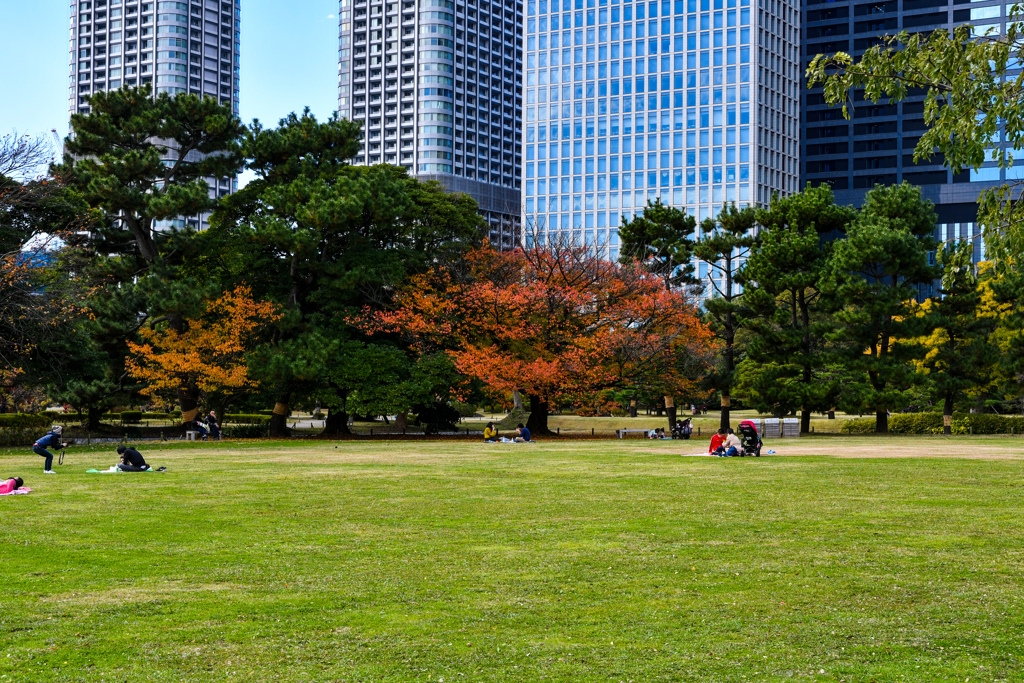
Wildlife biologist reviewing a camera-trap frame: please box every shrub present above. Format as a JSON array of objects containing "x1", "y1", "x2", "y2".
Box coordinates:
[
  {"x1": 452, "y1": 401, "x2": 479, "y2": 418},
  {"x1": 224, "y1": 424, "x2": 267, "y2": 438},
  {"x1": 887, "y1": 413, "x2": 943, "y2": 435},
  {"x1": 224, "y1": 414, "x2": 271, "y2": 425},
  {"x1": 842, "y1": 412, "x2": 1024, "y2": 435},
  {"x1": 947, "y1": 413, "x2": 1024, "y2": 435},
  {"x1": 839, "y1": 418, "x2": 875, "y2": 434},
  {"x1": 142, "y1": 412, "x2": 169, "y2": 420},
  {"x1": 0, "y1": 413, "x2": 53, "y2": 428},
  {"x1": 121, "y1": 411, "x2": 143, "y2": 424},
  {"x1": 0, "y1": 413, "x2": 55, "y2": 447}
]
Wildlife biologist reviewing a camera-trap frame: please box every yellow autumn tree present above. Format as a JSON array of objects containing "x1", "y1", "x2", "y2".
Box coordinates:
[{"x1": 126, "y1": 286, "x2": 282, "y2": 420}]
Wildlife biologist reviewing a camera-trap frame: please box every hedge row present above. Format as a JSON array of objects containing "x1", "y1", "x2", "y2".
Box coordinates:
[
  {"x1": 224, "y1": 414, "x2": 271, "y2": 425},
  {"x1": 0, "y1": 413, "x2": 56, "y2": 447},
  {"x1": 841, "y1": 413, "x2": 1024, "y2": 435},
  {"x1": 0, "y1": 413, "x2": 54, "y2": 428}
]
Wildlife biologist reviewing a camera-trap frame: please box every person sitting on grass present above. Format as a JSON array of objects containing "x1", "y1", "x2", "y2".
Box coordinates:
[
  {"x1": 116, "y1": 445, "x2": 151, "y2": 472},
  {"x1": 483, "y1": 422, "x2": 498, "y2": 442},
  {"x1": 721, "y1": 428, "x2": 742, "y2": 457},
  {"x1": 33, "y1": 425, "x2": 67, "y2": 474},
  {"x1": 515, "y1": 423, "x2": 533, "y2": 443},
  {"x1": 708, "y1": 428, "x2": 726, "y2": 455}
]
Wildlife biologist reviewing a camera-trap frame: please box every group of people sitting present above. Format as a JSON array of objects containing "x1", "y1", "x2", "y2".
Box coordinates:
[
  {"x1": 187, "y1": 410, "x2": 221, "y2": 440},
  {"x1": 483, "y1": 422, "x2": 533, "y2": 443},
  {"x1": 708, "y1": 428, "x2": 743, "y2": 457}
]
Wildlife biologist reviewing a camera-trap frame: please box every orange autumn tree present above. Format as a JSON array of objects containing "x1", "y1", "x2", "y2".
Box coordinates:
[
  {"x1": 127, "y1": 286, "x2": 282, "y2": 421},
  {"x1": 365, "y1": 242, "x2": 717, "y2": 434}
]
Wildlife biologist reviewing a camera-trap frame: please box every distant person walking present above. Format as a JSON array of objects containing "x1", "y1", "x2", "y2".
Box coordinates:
[{"x1": 33, "y1": 425, "x2": 66, "y2": 474}]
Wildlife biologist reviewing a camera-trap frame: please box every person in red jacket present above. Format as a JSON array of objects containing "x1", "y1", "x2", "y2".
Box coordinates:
[{"x1": 708, "y1": 429, "x2": 726, "y2": 455}]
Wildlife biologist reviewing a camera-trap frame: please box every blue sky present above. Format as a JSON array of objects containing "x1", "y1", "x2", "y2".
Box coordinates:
[{"x1": 0, "y1": 0, "x2": 342, "y2": 141}]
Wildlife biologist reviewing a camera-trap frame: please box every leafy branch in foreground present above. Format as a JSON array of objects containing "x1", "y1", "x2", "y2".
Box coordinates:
[{"x1": 806, "y1": 18, "x2": 1024, "y2": 259}]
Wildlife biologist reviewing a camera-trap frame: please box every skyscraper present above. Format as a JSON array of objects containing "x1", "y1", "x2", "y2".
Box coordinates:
[
  {"x1": 337, "y1": 0, "x2": 523, "y2": 249},
  {"x1": 801, "y1": 0, "x2": 1008, "y2": 264},
  {"x1": 69, "y1": 0, "x2": 241, "y2": 227},
  {"x1": 522, "y1": 0, "x2": 800, "y2": 261}
]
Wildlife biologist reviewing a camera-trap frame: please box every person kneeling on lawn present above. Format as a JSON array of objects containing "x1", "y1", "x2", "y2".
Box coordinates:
[{"x1": 116, "y1": 445, "x2": 151, "y2": 472}]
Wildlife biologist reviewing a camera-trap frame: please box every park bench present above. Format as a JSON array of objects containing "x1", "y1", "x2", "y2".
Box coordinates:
[{"x1": 616, "y1": 428, "x2": 652, "y2": 439}]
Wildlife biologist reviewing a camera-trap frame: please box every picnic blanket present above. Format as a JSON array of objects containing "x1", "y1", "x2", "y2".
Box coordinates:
[
  {"x1": 0, "y1": 487, "x2": 33, "y2": 495},
  {"x1": 86, "y1": 466, "x2": 164, "y2": 474}
]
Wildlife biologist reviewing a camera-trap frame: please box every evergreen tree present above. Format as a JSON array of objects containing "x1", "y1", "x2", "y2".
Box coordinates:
[
  {"x1": 917, "y1": 241, "x2": 998, "y2": 433},
  {"x1": 213, "y1": 110, "x2": 482, "y2": 436},
  {"x1": 619, "y1": 199, "x2": 699, "y2": 289},
  {"x1": 740, "y1": 186, "x2": 855, "y2": 433},
  {"x1": 694, "y1": 203, "x2": 758, "y2": 431},
  {"x1": 52, "y1": 87, "x2": 246, "y2": 422},
  {"x1": 824, "y1": 183, "x2": 940, "y2": 433}
]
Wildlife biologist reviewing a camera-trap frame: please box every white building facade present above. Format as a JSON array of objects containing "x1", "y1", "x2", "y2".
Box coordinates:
[{"x1": 338, "y1": 0, "x2": 523, "y2": 248}]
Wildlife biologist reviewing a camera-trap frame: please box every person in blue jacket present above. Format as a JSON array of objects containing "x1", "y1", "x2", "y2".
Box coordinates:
[{"x1": 33, "y1": 425, "x2": 67, "y2": 474}]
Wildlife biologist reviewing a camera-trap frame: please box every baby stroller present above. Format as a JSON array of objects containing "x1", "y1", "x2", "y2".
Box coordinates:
[
  {"x1": 737, "y1": 420, "x2": 762, "y2": 456},
  {"x1": 671, "y1": 418, "x2": 693, "y2": 440}
]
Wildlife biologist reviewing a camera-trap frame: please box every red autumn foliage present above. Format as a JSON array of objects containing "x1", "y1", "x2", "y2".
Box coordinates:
[{"x1": 361, "y1": 242, "x2": 718, "y2": 432}]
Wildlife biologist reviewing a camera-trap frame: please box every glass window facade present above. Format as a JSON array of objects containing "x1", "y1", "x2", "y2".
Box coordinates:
[
  {"x1": 801, "y1": 0, "x2": 1011, "y2": 266},
  {"x1": 522, "y1": 0, "x2": 799, "y2": 259}
]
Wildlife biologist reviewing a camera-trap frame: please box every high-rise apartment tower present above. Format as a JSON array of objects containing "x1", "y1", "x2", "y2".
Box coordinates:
[
  {"x1": 338, "y1": 0, "x2": 523, "y2": 248},
  {"x1": 801, "y1": 0, "x2": 1011, "y2": 264},
  {"x1": 522, "y1": 0, "x2": 800, "y2": 261},
  {"x1": 69, "y1": 0, "x2": 241, "y2": 227}
]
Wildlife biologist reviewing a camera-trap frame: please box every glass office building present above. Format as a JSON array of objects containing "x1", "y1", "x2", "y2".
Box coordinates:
[
  {"x1": 522, "y1": 0, "x2": 799, "y2": 260},
  {"x1": 338, "y1": 0, "x2": 523, "y2": 249},
  {"x1": 802, "y1": 0, "x2": 1012, "y2": 266},
  {"x1": 69, "y1": 0, "x2": 241, "y2": 229}
]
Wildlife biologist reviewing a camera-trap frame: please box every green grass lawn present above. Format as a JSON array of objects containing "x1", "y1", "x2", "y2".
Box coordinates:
[{"x1": 2, "y1": 438, "x2": 1023, "y2": 681}]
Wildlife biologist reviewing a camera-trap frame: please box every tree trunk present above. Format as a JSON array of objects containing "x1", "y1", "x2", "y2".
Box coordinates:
[
  {"x1": 720, "y1": 394, "x2": 731, "y2": 431},
  {"x1": 800, "y1": 409, "x2": 811, "y2": 435},
  {"x1": 629, "y1": 399, "x2": 637, "y2": 418},
  {"x1": 827, "y1": 408, "x2": 835, "y2": 420},
  {"x1": 321, "y1": 406, "x2": 351, "y2": 436},
  {"x1": 87, "y1": 405, "x2": 103, "y2": 431},
  {"x1": 943, "y1": 396, "x2": 953, "y2": 436},
  {"x1": 664, "y1": 396, "x2": 676, "y2": 431},
  {"x1": 875, "y1": 409, "x2": 889, "y2": 434},
  {"x1": 512, "y1": 390, "x2": 524, "y2": 410},
  {"x1": 178, "y1": 384, "x2": 200, "y2": 425},
  {"x1": 269, "y1": 396, "x2": 291, "y2": 437},
  {"x1": 526, "y1": 394, "x2": 552, "y2": 435},
  {"x1": 395, "y1": 412, "x2": 408, "y2": 430}
]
